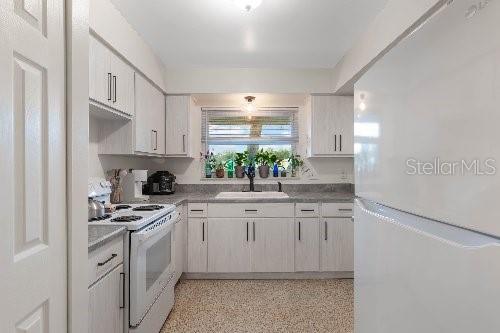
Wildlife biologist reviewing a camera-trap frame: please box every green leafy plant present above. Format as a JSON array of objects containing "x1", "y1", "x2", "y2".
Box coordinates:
[
  {"x1": 255, "y1": 149, "x2": 276, "y2": 167},
  {"x1": 234, "y1": 151, "x2": 249, "y2": 166},
  {"x1": 288, "y1": 154, "x2": 304, "y2": 171}
]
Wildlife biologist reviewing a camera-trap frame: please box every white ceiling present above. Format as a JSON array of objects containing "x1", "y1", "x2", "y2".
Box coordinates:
[{"x1": 110, "y1": 0, "x2": 388, "y2": 69}]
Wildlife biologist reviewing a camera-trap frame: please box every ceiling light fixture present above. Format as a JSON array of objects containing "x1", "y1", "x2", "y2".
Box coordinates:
[
  {"x1": 232, "y1": 0, "x2": 262, "y2": 12},
  {"x1": 243, "y1": 96, "x2": 257, "y2": 113}
]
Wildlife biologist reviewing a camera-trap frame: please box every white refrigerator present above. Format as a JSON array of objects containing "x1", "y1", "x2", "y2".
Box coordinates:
[{"x1": 354, "y1": 0, "x2": 500, "y2": 332}]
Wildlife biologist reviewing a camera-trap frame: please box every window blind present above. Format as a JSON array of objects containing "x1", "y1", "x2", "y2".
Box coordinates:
[{"x1": 202, "y1": 108, "x2": 299, "y2": 146}]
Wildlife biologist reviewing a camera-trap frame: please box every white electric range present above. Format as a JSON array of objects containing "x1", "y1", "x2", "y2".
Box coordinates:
[{"x1": 89, "y1": 178, "x2": 178, "y2": 333}]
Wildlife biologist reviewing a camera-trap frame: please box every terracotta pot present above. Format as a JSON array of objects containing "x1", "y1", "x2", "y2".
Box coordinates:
[
  {"x1": 216, "y1": 168, "x2": 225, "y2": 178},
  {"x1": 235, "y1": 165, "x2": 245, "y2": 178},
  {"x1": 258, "y1": 165, "x2": 270, "y2": 178}
]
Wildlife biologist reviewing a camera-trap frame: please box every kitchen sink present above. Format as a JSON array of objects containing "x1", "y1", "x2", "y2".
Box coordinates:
[{"x1": 215, "y1": 191, "x2": 290, "y2": 199}]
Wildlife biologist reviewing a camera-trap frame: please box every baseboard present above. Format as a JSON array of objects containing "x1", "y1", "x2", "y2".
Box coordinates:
[{"x1": 183, "y1": 271, "x2": 354, "y2": 280}]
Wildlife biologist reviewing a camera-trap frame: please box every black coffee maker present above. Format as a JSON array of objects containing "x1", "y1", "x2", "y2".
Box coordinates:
[{"x1": 144, "y1": 171, "x2": 176, "y2": 195}]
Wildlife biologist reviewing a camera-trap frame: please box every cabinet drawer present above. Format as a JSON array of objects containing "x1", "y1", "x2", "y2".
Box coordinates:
[
  {"x1": 208, "y1": 203, "x2": 294, "y2": 218},
  {"x1": 88, "y1": 236, "x2": 124, "y2": 287},
  {"x1": 188, "y1": 203, "x2": 208, "y2": 217},
  {"x1": 322, "y1": 202, "x2": 354, "y2": 217},
  {"x1": 295, "y1": 203, "x2": 319, "y2": 217}
]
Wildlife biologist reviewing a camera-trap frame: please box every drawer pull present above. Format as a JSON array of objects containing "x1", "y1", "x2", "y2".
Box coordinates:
[
  {"x1": 245, "y1": 209, "x2": 258, "y2": 213},
  {"x1": 190, "y1": 209, "x2": 204, "y2": 212},
  {"x1": 300, "y1": 209, "x2": 315, "y2": 212},
  {"x1": 338, "y1": 208, "x2": 353, "y2": 212},
  {"x1": 97, "y1": 253, "x2": 117, "y2": 267}
]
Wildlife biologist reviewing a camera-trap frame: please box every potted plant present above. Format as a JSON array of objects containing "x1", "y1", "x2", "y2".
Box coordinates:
[
  {"x1": 288, "y1": 154, "x2": 304, "y2": 177},
  {"x1": 215, "y1": 155, "x2": 226, "y2": 178},
  {"x1": 234, "y1": 151, "x2": 248, "y2": 178},
  {"x1": 202, "y1": 151, "x2": 215, "y2": 178},
  {"x1": 255, "y1": 149, "x2": 272, "y2": 178}
]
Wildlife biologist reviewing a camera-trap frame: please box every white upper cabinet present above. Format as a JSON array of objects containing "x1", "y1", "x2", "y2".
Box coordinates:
[
  {"x1": 89, "y1": 34, "x2": 134, "y2": 117},
  {"x1": 165, "y1": 95, "x2": 191, "y2": 156},
  {"x1": 134, "y1": 73, "x2": 166, "y2": 155},
  {"x1": 309, "y1": 95, "x2": 354, "y2": 157}
]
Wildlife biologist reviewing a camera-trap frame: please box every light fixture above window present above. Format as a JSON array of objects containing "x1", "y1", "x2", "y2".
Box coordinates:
[
  {"x1": 242, "y1": 96, "x2": 257, "y2": 113},
  {"x1": 232, "y1": 0, "x2": 262, "y2": 12}
]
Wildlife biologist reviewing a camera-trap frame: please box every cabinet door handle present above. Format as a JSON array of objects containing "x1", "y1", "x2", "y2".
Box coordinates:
[
  {"x1": 334, "y1": 134, "x2": 337, "y2": 152},
  {"x1": 182, "y1": 134, "x2": 186, "y2": 152},
  {"x1": 246, "y1": 222, "x2": 249, "y2": 242},
  {"x1": 245, "y1": 209, "x2": 258, "y2": 213},
  {"x1": 97, "y1": 253, "x2": 117, "y2": 267},
  {"x1": 112, "y1": 75, "x2": 117, "y2": 103},
  {"x1": 340, "y1": 134, "x2": 342, "y2": 151},
  {"x1": 155, "y1": 131, "x2": 158, "y2": 150},
  {"x1": 324, "y1": 221, "x2": 328, "y2": 241},
  {"x1": 298, "y1": 221, "x2": 301, "y2": 241},
  {"x1": 253, "y1": 221, "x2": 256, "y2": 242},
  {"x1": 151, "y1": 130, "x2": 156, "y2": 151},
  {"x1": 119, "y1": 272, "x2": 125, "y2": 309},
  {"x1": 338, "y1": 208, "x2": 353, "y2": 212},
  {"x1": 301, "y1": 209, "x2": 315, "y2": 212},
  {"x1": 107, "y1": 73, "x2": 112, "y2": 101},
  {"x1": 202, "y1": 221, "x2": 205, "y2": 242}
]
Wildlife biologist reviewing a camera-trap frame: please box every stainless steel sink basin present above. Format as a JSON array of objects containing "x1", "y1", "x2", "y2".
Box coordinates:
[{"x1": 215, "y1": 191, "x2": 289, "y2": 199}]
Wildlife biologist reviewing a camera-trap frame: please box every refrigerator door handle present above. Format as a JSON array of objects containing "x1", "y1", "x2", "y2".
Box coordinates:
[{"x1": 356, "y1": 198, "x2": 500, "y2": 249}]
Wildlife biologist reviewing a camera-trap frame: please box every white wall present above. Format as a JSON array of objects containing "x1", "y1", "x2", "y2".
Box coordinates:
[
  {"x1": 164, "y1": 67, "x2": 336, "y2": 94},
  {"x1": 331, "y1": 0, "x2": 446, "y2": 95},
  {"x1": 89, "y1": 0, "x2": 166, "y2": 91}
]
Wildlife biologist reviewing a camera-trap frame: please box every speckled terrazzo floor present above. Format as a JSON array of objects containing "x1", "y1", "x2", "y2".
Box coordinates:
[{"x1": 161, "y1": 279, "x2": 354, "y2": 333}]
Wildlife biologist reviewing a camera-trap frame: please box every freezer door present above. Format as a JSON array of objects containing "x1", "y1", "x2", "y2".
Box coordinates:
[
  {"x1": 354, "y1": 0, "x2": 500, "y2": 236},
  {"x1": 355, "y1": 198, "x2": 500, "y2": 333}
]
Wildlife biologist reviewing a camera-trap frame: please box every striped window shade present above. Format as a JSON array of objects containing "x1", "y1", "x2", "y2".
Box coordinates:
[{"x1": 201, "y1": 108, "x2": 299, "y2": 147}]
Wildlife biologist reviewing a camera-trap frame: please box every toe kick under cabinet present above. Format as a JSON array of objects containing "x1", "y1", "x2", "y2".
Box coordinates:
[{"x1": 186, "y1": 202, "x2": 354, "y2": 275}]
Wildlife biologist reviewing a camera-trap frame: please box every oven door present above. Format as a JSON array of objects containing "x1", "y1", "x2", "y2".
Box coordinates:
[{"x1": 129, "y1": 212, "x2": 179, "y2": 326}]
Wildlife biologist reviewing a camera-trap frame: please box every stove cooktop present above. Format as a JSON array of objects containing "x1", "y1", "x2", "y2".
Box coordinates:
[{"x1": 88, "y1": 203, "x2": 176, "y2": 230}]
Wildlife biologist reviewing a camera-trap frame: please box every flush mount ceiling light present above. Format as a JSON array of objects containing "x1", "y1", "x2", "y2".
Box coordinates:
[
  {"x1": 232, "y1": 0, "x2": 262, "y2": 12},
  {"x1": 243, "y1": 96, "x2": 257, "y2": 113}
]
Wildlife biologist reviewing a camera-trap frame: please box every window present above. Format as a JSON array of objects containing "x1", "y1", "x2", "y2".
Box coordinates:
[{"x1": 201, "y1": 108, "x2": 299, "y2": 160}]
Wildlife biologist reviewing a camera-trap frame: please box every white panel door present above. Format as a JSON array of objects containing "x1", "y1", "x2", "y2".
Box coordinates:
[
  {"x1": 251, "y1": 218, "x2": 294, "y2": 272},
  {"x1": 0, "y1": 0, "x2": 66, "y2": 331},
  {"x1": 311, "y1": 96, "x2": 336, "y2": 155},
  {"x1": 110, "y1": 53, "x2": 134, "y2": 116},
  {"x1": 208, "y1": 218, "x2": 251, "y2": 273},
  {"x1": 187, "y1": 218, "x2": 207, "y2": 272},
  {"x1": 334, "y1": 96, "x2": 354, "y2": 155},
  {"x1": 321, "y1": 218, "x2": 354, "y2": 272},
  {"x1": 294, "y1": 218, "x2": 320, "y2": 272},
  {"x1": 88, "y1": 264, "x2": 124, "y2": 333},
  {"x1": 165, "y1": 95, "x2": 189, "y2": 156},
  {"x1": 151, "y1": 85, "x2": 166, "y2": 155},
  {"x1": 134, "y1": 73, "x2": 153, "y2": 153},
  {"x1": 89, "y1": 35, "x2": 111, "y2": 106}
]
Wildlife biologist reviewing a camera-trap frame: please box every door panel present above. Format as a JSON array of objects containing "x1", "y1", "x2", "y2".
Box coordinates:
[
  {"x1": 165, "y1": 95, "x2": 189, "y2": 156},
  {"x1": 151, "y1": 86, "x2": 165, "y2": 155},
  {"x1": 110, "y1": 53, "x2": 134, "y2": 116},
  {"x1": 187, "y1": 218, "x2": 207, "y2": 272},
  {"x1": 134, "y1": 73, "x2": 152, "y2": 153},
  {"x1": 0, "y1": 1, "x2": 66, "y2": 331},
  {"x1": 89, "y1": 35, "x2": 111, "y2": 106},
  {"x1": 321, "y1": 218, "x2": 354, "y2": 271},
  {"x1": 208, "y1": 218, "x2": 251, "y2": 273},
  {"x1": 295, "y1": 218, "x2": 320, "y2": 272},
  {"x1": 251, "y1": 218, "x2": 294, "y2": 272},
  {"x1": 88, "y1": 264, "x2": 124, "y2": 333},
  {"x1": 311, "y1": 96, "x2": 335, "y2": 155},
  {"x1": 334, "y1": 96, "x2": 354, "y2": 155}
]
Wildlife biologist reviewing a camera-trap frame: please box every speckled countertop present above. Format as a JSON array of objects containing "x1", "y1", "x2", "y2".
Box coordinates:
[
  {"x1": 88, "y1": 225, "x2": 127, "y2": 253},
  {"x1": 145, "y1": 191, "x2": 354, "y2": 206}
]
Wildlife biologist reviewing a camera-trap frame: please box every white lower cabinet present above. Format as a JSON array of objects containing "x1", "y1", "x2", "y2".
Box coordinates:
[
  {"x1": 187, "y1": 217, "x2": 208, "y2": 272},
  {"x1": 251, "y1": 218, "x2": 294, "y2": 272},
  {"x1": 295, "y1": 218, "x2": 320, "y2": 272},
  {"x1": 321, "y1": 218, "x2": 354, "y2": 271},
  {"x1": 208, "y1": 218, "x2": 251, "y2": 273},
  {"x1": 88, "y1": 263, "x2": 124, "y2": 333}
]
